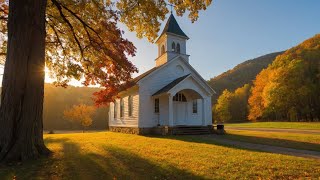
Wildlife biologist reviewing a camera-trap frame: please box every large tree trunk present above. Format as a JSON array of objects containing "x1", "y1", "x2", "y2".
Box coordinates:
[{"x1": 0, "y1": 0, "x2": 50, "y2": 163}]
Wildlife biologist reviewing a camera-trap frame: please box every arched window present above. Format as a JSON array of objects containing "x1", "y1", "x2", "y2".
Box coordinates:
[
  {"x1": 120, "y1": 98, "x2": 124, "y2": 118},
  {"x1": 114, "y1": 101, "x2": 117, "y2": 119},
  {"x1": 128, "y1": 96, "x2": 133, "y2": 117},
  {"x1": 176, "y1": 43, "x2": 181, "y2": 53},
  {"x1": 173, "y1": 93, "x2": 187, "y2": 102},
  {"x1": 171, "y1": 42, "x2": 176, "y2": 52},
  {"x1": 161, "y1": 45, "x2": 165, "y2": 55}
]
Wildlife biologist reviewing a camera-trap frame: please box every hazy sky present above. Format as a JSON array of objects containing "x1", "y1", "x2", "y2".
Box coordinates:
[{"x1": 1, "y1": 0, "x2": 320, "y2": 86}]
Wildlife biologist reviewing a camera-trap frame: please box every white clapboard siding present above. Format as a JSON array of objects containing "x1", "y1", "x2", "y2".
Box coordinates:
[{"x1": 109, "y1": 92, "x2": 139, "y2": 127}]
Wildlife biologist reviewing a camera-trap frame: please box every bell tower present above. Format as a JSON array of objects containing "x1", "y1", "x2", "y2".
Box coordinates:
[{"x1": 155, "y1": 14, "x2": 189, "y2": 67}]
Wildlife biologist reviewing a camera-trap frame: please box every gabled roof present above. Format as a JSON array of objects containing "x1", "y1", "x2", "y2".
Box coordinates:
[
  {"x1": 152, "y1": 74, "x2": 190, "y2": 96},
  {"x1": 132, "y1": 66, "x2": 159, "y2": 84},
  {"x1": 159, "y1": 14, "x2": 189, "y2": 39}
]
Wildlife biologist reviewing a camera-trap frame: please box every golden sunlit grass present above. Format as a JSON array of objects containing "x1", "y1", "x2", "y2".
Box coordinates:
[
  {"x1": 226, "y1": 122, "x2": 320, "y2": 130},
  {"x1": 1, "y1": 132, "x2": 320, "y2": 179},
  {"x1": 224, "y1": 130, "x2": 320, "y2": 152}
]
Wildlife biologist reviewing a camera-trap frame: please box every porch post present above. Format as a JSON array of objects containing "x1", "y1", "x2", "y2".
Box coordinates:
[
  {"x1": 168, "y1": 94, "x2": 174, "y2": 126},
  {"x1": 202, "y1": 98, "x2": 206, "y2": 126}
]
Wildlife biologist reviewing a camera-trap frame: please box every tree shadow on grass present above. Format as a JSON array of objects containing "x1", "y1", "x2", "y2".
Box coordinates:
[
  {"x1": 223, "y1": 133, "x2": 320, "y2": 152},
  {"x1": 0, "y1": 137, "x2": 205, "y2": 180},
  {"x1": 152, "y1": 133, "x2": 320, "y2": 156}
]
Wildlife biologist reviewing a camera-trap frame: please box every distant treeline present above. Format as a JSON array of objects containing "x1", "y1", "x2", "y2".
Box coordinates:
[
  {"x1": 1, "y1": 84, "x2": 109, "y2": 130},
  {"x1": 211, "y1": 34, "x2": 320, "y2": 123},
  {"x1": 43, "y1": 84, "x2": 108, "y2": 130}
]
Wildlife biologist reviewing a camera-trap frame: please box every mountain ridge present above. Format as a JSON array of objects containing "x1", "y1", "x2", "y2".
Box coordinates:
[{"x1": 208, "y1": 51, "x2": 284, "y2": 103}]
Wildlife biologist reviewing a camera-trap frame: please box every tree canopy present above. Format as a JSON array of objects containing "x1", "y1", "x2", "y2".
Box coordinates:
[
  {"x1": 248, "y1": 34, "x2": 320, "y2": 121},
  {"x1": 213, "y1": 84, "x2": 250, "y2": 123},
  {"x1": 0, "y1": 0, "x2": 212, "y2": 105},
  {"x1": 64, "y1": 103, "x2": 96, "y2": 132}
]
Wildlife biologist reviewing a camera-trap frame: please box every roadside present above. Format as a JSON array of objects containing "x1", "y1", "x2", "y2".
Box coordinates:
[
  {"x1": 225, "y1": 127, "x2": 320, "y2": 134},
  {"x1": 209, "y1": 135, "x2": 320, "y2": 160}
]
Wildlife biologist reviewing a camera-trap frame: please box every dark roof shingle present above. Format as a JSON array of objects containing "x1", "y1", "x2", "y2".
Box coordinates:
[{"x1": 159, "y1": 14, "x2": 189, "y2": 39}]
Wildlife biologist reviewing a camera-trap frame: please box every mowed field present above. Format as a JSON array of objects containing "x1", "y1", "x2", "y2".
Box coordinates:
[
  {"x1": 1, "y1": 129, "x2": 320, "y2": 179},
  {"x1": 225, "y1": 122, "x2": 320, "y2": 152},
  {"x1": 226, "y1": 122, "x2": 320, "y2": 130}
]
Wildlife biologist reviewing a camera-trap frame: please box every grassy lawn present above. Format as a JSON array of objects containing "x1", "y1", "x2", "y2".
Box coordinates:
[
  {"x1": 224, "y1": 130, "x2": 320, "y2": 152},
  {"x1": 1, "y1": 132, "x2": 320, "y2": 179},
  {"x1": 226, "y1": 122, "x2": 320, "y2": 130}
]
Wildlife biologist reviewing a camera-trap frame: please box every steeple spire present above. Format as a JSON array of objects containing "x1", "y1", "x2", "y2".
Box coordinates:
[
  {"x1": 155, "y1": 13, "x2": 190, "y2": 67},
  {"x1": 158, "y1": 14, "x2": 189, "y2": 40}
]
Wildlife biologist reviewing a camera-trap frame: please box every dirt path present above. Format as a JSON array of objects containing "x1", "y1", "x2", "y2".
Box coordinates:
[
  {"x1": 225, "y1": 127, "x2": 320, "y2": 134},
  {"x1": 210, "y1": 135, "x2": 320, "y2": 160}
]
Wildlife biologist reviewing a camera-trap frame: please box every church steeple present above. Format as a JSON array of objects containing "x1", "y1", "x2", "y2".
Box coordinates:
[
  {"x1": 155, "y1": 14, "x2": 189, "y2": 67},
  {"x1": 159, "y1": 14, "x2": 189, "y2": 39}
]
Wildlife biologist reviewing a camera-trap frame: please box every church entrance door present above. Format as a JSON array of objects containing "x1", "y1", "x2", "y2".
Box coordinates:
[
  {"x1": 172, "y1": 93, "x2": 187, "y2": 125},
  {"x1": 173, "y1": 102, "x2": 187, "y2": 125}
]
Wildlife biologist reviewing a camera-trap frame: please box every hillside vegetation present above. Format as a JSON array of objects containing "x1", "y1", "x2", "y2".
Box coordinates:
[
  {"x1": 249, "y1": 34, "x2": 320, "y2": 121},
  {"x1": 208, "y1": 51, "x2": 283, "y2": 103},
  {"x1": 1, "y1": 84, "x2": 108, "y2": 130},
  {"x1": 44, "y1": 84, "x2": 108, "y2": 130}
]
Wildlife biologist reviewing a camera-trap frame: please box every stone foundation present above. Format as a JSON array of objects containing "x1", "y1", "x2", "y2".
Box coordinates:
[
  {"x1": 109, "y1": 126, "x2": 217, "y2": 135},
  {"x1": 109, "y1": 126, "x2": 174, "y2": 135},
  {"x1": 109, "y1": 127, "x2": 140, "y2": 134}
]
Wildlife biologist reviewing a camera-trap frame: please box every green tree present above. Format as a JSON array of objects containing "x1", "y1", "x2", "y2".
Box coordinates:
[
  {"x1": 213, "y1": 84, "x2": 250, "y2": 123},
  {"x1": 229, "y1": 84, "x2": 250, "y2": 121},
  {"x1": 214, "y1": 90, "x2": 233, "y2": 123},
  {"x1": 0, "y1": 0, "x2": 212, "y2": 162}
]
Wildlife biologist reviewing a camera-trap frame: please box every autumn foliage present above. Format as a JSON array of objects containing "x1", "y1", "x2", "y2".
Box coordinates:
[
  {"x1": 0, "y1": 0, "x2": 213, "y2": 106},
  {"x1": 248, "y1": 34, "x2": 320, "y2": 121},
  {"x1": 213, "y1": 84, "x2": 250, "y2": 123},
  {"x1": 64, "y1": 104, "x2": 96, "y2": 132}
]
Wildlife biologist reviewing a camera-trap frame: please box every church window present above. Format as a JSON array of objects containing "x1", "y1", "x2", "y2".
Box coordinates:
[
  {"x1": 114, "y1": 101, "x2": 118, "y2": 119},
  {"x1": 173, "y1": 93, "x2": 187, "y2": 102},
  {"x1": 128, "y1": 96, "x2": 133, "y2": 117},
  {"x1": 176, "y1": 43, "x2": 181, "y2": 53},
  {"x1": 154, "y1": 98, "x2": 160, "y2": 113},
  {"x1": 172, "y1": 42, "x2": 176, "y2": 51},
  {"x1": 120, "y1": 98, "x2": 124, "y2": 118},
  {"x1": 192, "y1": 100, "x2": 198, "y2": 114},
  {"x1": 161, "y1": 45, "x2": 165, "y2": 55}
]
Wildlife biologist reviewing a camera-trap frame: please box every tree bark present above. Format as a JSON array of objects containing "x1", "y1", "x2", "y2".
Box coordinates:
[{"x1": 0, "y1": 0, "x2": 50, "y2": 163}]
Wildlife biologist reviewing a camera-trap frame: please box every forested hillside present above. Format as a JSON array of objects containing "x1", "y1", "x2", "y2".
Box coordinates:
[
  {"x1": 208, "y1": 51, "x2": 283, "y2": 103},
  {"x1": 44, "y1": 84, "x2": 108, "y2": 130},
  {"x1": 213, "y1": 34, "x2": 320, "y2": 123},
  {"x1": 1, "y1": 84, "x2": 109, "y2": 130},
  {"x1": 248, "y1": 34, "x2": 320, "y2": 121}
]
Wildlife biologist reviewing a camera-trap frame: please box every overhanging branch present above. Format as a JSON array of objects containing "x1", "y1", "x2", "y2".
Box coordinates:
[{"x1": 51, "y1": 0, "x2": 84, "y2": 58}]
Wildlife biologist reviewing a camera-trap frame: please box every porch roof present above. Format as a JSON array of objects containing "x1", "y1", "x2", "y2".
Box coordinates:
[{"x1": 152, "y1": 74, "x2": 190, "y2": 96}]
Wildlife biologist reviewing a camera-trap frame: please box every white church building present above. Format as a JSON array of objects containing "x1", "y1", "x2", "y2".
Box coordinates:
[{"x1": 108, "y1": 14, "x2": 215, "y2": 135}]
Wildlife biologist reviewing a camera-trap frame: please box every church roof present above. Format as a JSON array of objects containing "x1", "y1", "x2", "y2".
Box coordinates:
[
  {"x1": 152, "y1": 74, "x2": 190, "y2": 96},
  {"x1": 159, "y1": 14, "x2": 189, "y2": 39},
  {"x1": 132, "y1": 67, "x2": 159, "y2": 84}
]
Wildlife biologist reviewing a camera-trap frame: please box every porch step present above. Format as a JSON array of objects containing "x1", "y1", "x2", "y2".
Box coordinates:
[{"x1": 172, "y1": 126, "x2": 212, "y2": 135}]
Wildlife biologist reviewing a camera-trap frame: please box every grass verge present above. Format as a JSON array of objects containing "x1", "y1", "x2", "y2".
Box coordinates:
[
  {"x1": 226, "y1": 122, "x2": 320, "y2": 130},
  {"x1": 224, "y1": 130, "x2": 320, "y2": 152}
]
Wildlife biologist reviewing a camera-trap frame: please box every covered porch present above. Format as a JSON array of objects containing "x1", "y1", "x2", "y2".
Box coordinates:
[{"x1": 152, "y1": 74, "x2": 212, "y2": 128}]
